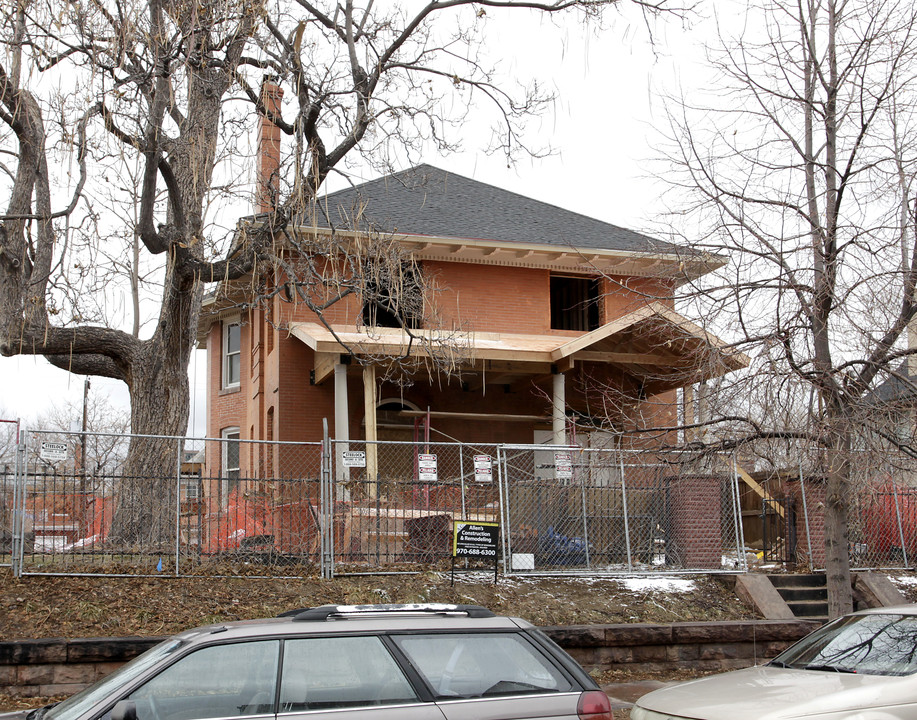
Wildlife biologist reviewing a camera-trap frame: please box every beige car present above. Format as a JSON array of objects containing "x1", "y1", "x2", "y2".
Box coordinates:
[
  {"x1": 632, "y1": 605, "x2": 917, "y2": 720},
  {"x1": 2, "y1": 604, "x2": 612, "y2": 720}
]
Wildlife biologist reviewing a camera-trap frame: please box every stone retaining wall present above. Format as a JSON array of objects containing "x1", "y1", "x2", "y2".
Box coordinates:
[
  {"x1": 547, "y1": 619, "x2": 819, "y2": 676},
  {"x1": 1, "y1": 620, "x2": 820, "y2": 698}
]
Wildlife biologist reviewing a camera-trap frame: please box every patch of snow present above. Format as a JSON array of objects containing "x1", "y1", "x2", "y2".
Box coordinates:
[
  {"x1": 892, "y1": 576, "x2": 917, "y2": 587},
  {"x1": 618, "y1": 577, "x2": 696, "y2": 593}
]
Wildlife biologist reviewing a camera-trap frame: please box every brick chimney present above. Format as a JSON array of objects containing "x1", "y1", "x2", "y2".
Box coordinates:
[{"x1": 256, "y1": 79, "x2": 284, "y2": 213}]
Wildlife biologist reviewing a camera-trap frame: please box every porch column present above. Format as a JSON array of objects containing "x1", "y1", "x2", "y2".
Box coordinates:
[
  {"x1": 334, "y1": 360, "x2": 349, "y2": 486},
  {"x1": 363, "y1": 363, "x2": 378, "y2": 497},
  {"x1": 552, "y1": 371, "x2": 566, "y2": 445}
]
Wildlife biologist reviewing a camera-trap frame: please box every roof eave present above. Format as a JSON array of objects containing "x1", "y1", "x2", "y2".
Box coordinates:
[{"x1": 243, "y1": 216, "x2": 728, "y2": 283}]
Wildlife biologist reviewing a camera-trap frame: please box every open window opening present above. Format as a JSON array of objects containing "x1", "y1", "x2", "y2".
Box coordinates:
[
  {"x1": 550, "y1": 275, "x2": 601, "y2": 332},
  {"x1": 362, "y1": 263, "x2": 424, "y2": 330}
]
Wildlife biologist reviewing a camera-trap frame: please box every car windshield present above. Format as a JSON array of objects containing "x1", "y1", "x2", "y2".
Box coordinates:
[
  {"x1": 770, "y1": 613, "x2": 917, "y2": 676},
  {"x1": 41, "y1": 639, "x2": 185, "y2": 720}
]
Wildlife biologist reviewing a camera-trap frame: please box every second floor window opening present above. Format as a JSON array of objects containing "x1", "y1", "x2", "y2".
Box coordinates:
[
  {"x1": 362, "y1": 263, "x2": 424, "y2": 330},
  {"x1": 550, "y1": 275, "x2": 601, "y2": 332}
]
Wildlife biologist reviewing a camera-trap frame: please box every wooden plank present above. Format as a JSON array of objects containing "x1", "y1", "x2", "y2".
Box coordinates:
[
  {"x1": 312, "y1": 352, "x2": 337, "y2": 385},
  {"x1": 574, "y1": 351, "x2": 681, "y2": 366},
  {"x1": 551, "y1": 304, "x2": 658, "y2": 360},
  {"x1": 734, "y1": 463, "x2": 785, "y2": 518},
  {"x1": 399, "y1": 409, "x2": 545, "y2": 422}
]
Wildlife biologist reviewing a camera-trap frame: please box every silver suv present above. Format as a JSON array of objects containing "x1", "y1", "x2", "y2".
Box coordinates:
[{"x1": 8, "y1": 604, "x2": 612, "y2": 720}]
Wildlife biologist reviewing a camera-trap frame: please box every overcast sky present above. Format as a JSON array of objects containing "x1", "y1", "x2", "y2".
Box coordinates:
[{"x1": 0, "y1": 1, "x2": 725, "y2": 436}]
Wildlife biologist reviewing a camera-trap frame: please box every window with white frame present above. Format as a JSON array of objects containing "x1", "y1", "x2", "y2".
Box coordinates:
[
  {"x1": 222, "y1": 319, "x2": 241, "y2": 389},
  {"x1": 222, "y1": 427, "x2": 240, "y2": 504}
]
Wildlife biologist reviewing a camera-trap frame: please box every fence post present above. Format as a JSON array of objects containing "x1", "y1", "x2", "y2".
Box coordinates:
[
  {"x1": 798, "y1": 459, "x2": 813, "y2": 568},
  {"x1": 892, "y1": 484, "x2": 909, "y2": 569},
  {"x1": 578, "y1": 449, "x2": 591, "y2": 570},
  {"x1": 459, "y1": 449, "x2": 467, "y2": 520},
  {"x1": 497, "y1": 446, "x2": 508, "y2": 575},
  {"x1": 174, "y1": 438, "x2": 182, "y2": 576},
  {"x1": 731, "y1": 456, "x2": 747, "y2": 571},
  {"x1": 12, "y1": 429, "x2": 25, "y2": 577},
  {"x1": 321, "y1": 420, "x2": 333, "y2": 579},
  {"x1": 617, "y1": 449, "x2": 633, "y2": 571}
]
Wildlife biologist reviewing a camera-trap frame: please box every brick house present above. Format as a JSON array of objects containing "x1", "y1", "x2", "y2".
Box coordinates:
[{"x1": 197, "y1": 163, "x2": 744, "y2": 483}]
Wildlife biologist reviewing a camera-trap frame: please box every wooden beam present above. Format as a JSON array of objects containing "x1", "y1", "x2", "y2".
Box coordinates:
[
  {"x1": 400, "y1": 410, "x2": 545, "y2": 422},
  {"x1": 734, "y1": 463, "x2": 785, "y2": 518},
  {"x1": 551, "y1": 304, "x2": 658, "y2": 360},
  {"x1": 364, "y1": 364, "x2": 378, "y2": 497},
  {"x1": 484, "y1": 360, "x2": 553, "y2": 375},
  {"x1": 574, "y1": 351, "x2": 682, "y2": 366},
  {"x1": 313, "y1": 352, "x2": 338, "y2": 385}
]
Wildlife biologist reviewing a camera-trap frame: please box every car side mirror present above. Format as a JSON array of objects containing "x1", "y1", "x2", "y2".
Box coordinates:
[{"x1": 111, "y1": 700, "x2": 137, "y2": 720}]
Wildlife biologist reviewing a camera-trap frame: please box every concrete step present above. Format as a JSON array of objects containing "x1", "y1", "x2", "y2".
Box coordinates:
[
  {"x1": 768, "y1": 574, "x2": 828, "y2": 621},
  {"x1": 785, "y1": 600, "x2": 829, "y2": 620},
  {"x1": 769, "y1": 573, "x2": 827, "y2": 589},
  {"x1": 776, "y1": 587, "x2": 827, "y2": 603}
]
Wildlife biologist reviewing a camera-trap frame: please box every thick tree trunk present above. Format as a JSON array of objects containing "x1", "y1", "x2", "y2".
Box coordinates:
[
  {"x1": 823, "y1": 424, "x2": 854, "y2": 618},
  {"x1": 108, "y1": 256, "x2": 201, "y2": 547}
]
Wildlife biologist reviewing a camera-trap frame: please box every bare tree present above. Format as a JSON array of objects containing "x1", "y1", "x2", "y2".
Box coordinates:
[
  {"x1": 0, "y1": 0, "x2": 683, "y2": 544},
  {"x1": 31, "y1": 394, "x2": 132, "y2": 475},
  {"x1": 660, "y1": 0, "x2": 917, "y2": 615}
]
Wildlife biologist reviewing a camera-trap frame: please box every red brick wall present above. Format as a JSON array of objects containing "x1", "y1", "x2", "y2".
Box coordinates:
[
  {"x1": 787, "y1": 480, "x2": 827, "y2": 567},
  {"x1": 201, "y1": 261, "x2": 684, "y2": 455},
  {"x1": 669, "y1": 475, "x2": 724, "y2": 569},
  {"x1": 425, "y1": 261, "x2": 550, "y2": 333},
  {"x1": 602, "y1": 275, "x2": 675, "y2": 320}
]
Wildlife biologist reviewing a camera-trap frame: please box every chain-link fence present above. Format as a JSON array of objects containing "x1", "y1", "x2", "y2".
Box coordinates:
[
  {"x1": 846, "y1": 446, "x2": 917, "y2": 569},
  {"x1": 1, "y1": 418, "x2": 20, "y2": 569},
  {"x1": 498, "y1": 446, "x2": 745, "y2": 573},
  {"x1": 1, "y1": 469, "x2": 14, "y2": 569},
  {"x1": 10, "y1": 429, "x2": 325, "y2": 577},
  {"x1": 7, "y1": 426, "x2": 917, "y2": 578},
  {"x1": 328, "y1": 440, "x2": 501, "y2": 570}
]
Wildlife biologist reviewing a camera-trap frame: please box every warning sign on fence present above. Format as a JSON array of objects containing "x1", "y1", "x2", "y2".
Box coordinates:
[
  {"x1": 342, "y1": 450, "x2": 366, "y2": 468},
  {"x1": 473, "y1": 455, "x2": 493, "y2": 483},
  {"x1": 40, "y1": 442, "x2": 67, "y2": 462},
  {"x1": 417, "y1": 453, "x2": 438, "y2": 482},
  {"x1": 554, "y1": 451, "x2": 573, "y2": 480}
]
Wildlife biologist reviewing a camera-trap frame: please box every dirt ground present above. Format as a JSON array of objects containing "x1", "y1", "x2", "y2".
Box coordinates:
[{"x1": 0, "y1": 569, "x2": 756, "y2": 640}]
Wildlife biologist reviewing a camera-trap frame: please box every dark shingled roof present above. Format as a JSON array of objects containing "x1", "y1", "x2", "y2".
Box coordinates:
[
  {"x1": 869, "y1": 361, "x2": 917, "y2": 405},
  {"x1": 311, "y1": 164, "x2": 679, "y2": 255}
]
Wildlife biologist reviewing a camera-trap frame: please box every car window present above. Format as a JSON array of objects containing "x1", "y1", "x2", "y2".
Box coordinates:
[
  {"x1": 279, "y1": 635, "x2": 419, "y2": 712},
  {"x1": 773, "y1": 613, "x2": 917, "y2": 676},
  {"x1": 128, "y1": 640, "x2": 280, "y2": 720},
  {"x1": 393, "y1": 633, "x2": 573, "y2": 699},
  {"x1": 49, "y1": 640, "x2": 186, "y2": 720}
]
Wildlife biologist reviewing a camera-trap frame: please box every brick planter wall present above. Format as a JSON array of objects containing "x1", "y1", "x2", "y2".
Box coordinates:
[
  {"x1": 787, "y1": 479, "x2": 827, "y2": 567},
  {"x1": 0, "y1": 620, "x2": 819, "y2": 698},
  {"x1": 668, "y1": 475, "x2": 724, "y2": 569}
]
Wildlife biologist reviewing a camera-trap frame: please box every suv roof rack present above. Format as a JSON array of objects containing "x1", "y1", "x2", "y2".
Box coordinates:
[{"x1": 288, "y1": 603, "x2": 496, "y2": 622}]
